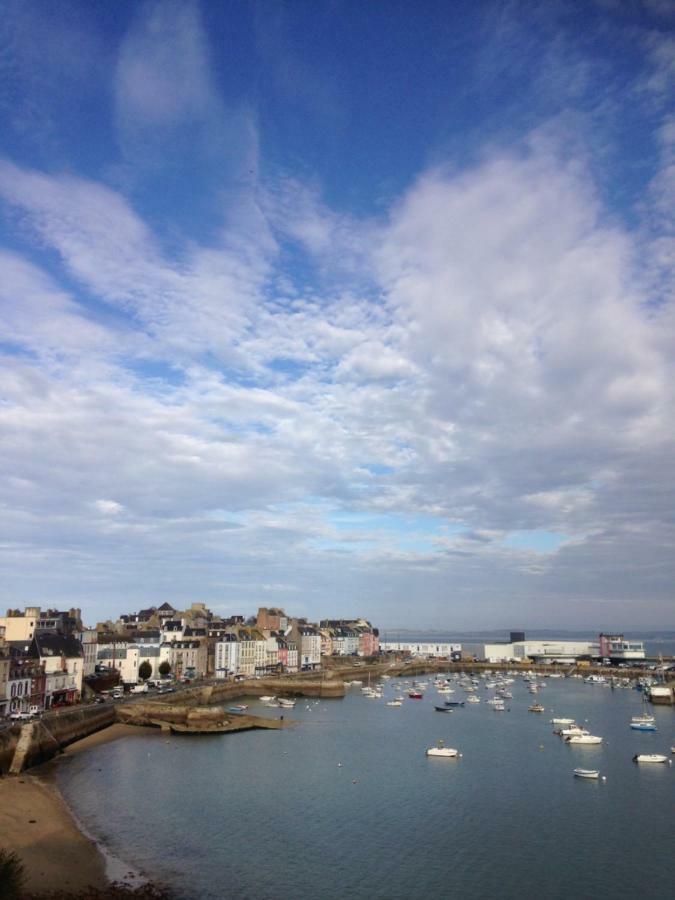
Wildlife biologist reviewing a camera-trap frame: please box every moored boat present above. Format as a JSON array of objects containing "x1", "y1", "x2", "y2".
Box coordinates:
[
  {"x1": 528, "y1": 704, "x2": 545, "y2": 713},
  {"x1": 630, "y1": 722, "x2": 657, "y2": 731},
  {"x1": 574, "y1": 768, "x2": 600, "y2": 779},
  {"x1": 633, "y1": 754, "x2": 669, "y2": 764},
  {"x1": 426, "y1": 742, "x2": 459, "y2": 758},
  {"x1": 434, "y1": 705, "x2": 454, "y2": 713},
  {"x1": 566, "y1": 734, "x2": 603, "y2": 745}
]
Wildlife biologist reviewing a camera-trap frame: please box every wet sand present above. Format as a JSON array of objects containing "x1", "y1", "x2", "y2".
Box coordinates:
[{"x1": 0, "y1": 724, "x2": 139, "y2": 895}]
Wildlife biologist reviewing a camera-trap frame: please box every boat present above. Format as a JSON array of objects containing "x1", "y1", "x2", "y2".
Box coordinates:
[
  {"x1": 566, "y1": 734, "x2": 603, "y2": 745},
  {"x1": 259, "y1": 696, "x2": 276, "y2": 703},
  {"x1": 574, "y1": 768, "x2": 600, "y2": 779},
  {"x1": 387, "y1": 700, "x2": 403, "y2": 707},
  {"x1": 434, "y1": 705, "x2": 454, "y2": 713},
  {"x1": 466, "y1": 695, "x2": 480, "y2": 704},
  {"x1": 277, "y1": 698, "x2": 296, "y2": 708},
  {"x1": 551, "y1": 718, "x2": 575, "y2": 725},
  {"x1": 631, "y1": 714, "x2": 655, "y2": 724},
  {"x1": 528, "y1": 704, "x2": 545, "y2": 713},
  {"x1": 630, "y1": 722, "x2": 657, "y2": 731},
  {"x1": 228, "y1": 705, "x2": 248, "y2": 713},
  {"x1": 633, "y1": 754, "x2": 669, "y2": 764},
  {"x1": 408, "y1": 691, "x2": 423, "y2": 699},
  {"x1": 558, "y1": 726, "x2": 589, "y2": 737},
  {"x1": 444, "y1": 700, "x2": 465, "y2": 707},
  {"x1": 426, "y1": 741, "x2": 459, "y2": 758}
]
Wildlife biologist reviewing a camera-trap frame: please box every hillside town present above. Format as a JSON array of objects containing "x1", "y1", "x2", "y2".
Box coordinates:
[{"x1": 0, "y1": 604, "x2": 380, "y2": 718}]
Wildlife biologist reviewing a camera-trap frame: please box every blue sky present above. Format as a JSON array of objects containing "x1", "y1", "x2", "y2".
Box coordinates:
[{"x1": 1, "y1": 0, "x2": 674, "y2": 629}]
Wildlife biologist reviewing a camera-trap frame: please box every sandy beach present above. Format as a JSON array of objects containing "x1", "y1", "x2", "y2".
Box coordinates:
[{"x1": 0, "y1": 724, "x2": 139, "y2": 895}]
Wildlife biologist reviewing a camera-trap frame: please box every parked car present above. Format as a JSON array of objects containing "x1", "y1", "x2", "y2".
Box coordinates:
[{"x1": 9, "y1": 711, "x2": 34, "y2": 721}]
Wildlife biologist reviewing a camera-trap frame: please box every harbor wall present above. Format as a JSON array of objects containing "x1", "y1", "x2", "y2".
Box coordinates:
[{"x1": 1, "y1": 705, "x2": 116, "y2": 775}]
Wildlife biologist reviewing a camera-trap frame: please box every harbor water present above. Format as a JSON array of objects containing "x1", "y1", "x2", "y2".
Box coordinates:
[{"x1": 58, "y1": 675, "x2": 675, "y2": 900}]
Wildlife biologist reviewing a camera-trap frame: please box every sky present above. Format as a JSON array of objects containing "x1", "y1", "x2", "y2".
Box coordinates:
[{"x1": 1, "y1": 0, "x2": 674, "y2": 630}]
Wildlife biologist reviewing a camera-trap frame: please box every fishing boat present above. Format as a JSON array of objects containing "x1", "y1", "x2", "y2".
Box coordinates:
[
  {"x1": 574, "y1": 768, "x2": 600, "y2": 779},
  {"x1": 633, "y1": 754, "x2": 669, "y2": 764}
]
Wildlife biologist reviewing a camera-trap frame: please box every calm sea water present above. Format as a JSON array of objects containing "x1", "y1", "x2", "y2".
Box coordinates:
[{"x1": 58, "y1": 676, "x2": 675, "y2": 900}]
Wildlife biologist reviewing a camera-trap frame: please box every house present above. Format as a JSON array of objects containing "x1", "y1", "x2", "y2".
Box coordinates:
[
  {"x1": 288, "y1": 623, "x2": 321, "y2": 670},
  {"x1": 6, "y1": 651, "x2": 46, "y2": 714},
  {"x1": 77, "y1": 628, "x2": 99, "y2": 678},
  {"x1": 14, "y1": 633, "x2": 84, "y2": 707},
  {"x1": 0, "y1": 631, "x2": 10, "y2": 717},
  {"x1": 160, "y1": 640, "x2": 207, "y2": 679},
  {"x1": 214, "y1": 634, "x2": 238, "y2": 678}
]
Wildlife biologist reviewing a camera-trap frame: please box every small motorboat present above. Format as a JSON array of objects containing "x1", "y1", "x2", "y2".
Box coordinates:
[
  {"x1": 259, "y1": 696, "x2": 276, "y2": 703},
  {"x1": 630, "y1": 722, "x2": 657, "y2": 731},
  {"x1": 551, "y1": 718, "x2": 575, "y2": 725},
  {"x1": 408, "y1": 691, "x2": 423, "y2": 699},
  {"x1": 277, "y1": 698, "x2": 296, "y2": 708},
  {"x1": 574, "y1": 768, "x2": 600, "y2": 779},
  {"x1": 426, "y1": 741, "x2": 459, "y2": 758},
  {"x1": 633, "y1": 754, "x2": 670, "y2": 764},
  {"x1": 387, "y1": 700, "x2": 403, "y2": 707},
  {"x1": 444, "y1": 700, "x2": 465, "y2": 707},
  {"x1": 434, "y1": 705, "x2": 454, "y2": 713},
  {"x1": 565, "y1": 734, "x2": 603, "y2": 745},
  {"x1": 528, "y1": 704, "x2": 546, "y2": 713},
  {"x1": 228, "y1": 705, "x2": 248, "y2": 713}
]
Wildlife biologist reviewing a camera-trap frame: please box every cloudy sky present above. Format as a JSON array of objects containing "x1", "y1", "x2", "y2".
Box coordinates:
[{"x1": 1, "y1": 0, "x2": 674, "y2": 630}]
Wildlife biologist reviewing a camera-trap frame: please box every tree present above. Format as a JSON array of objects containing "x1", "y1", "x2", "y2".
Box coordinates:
[
  {"x1": 159, "y1": 660, "x2": 171, "y2": 677},
  {"x1": 138, "y1": 660, "x2": 152, "y2": 681}
]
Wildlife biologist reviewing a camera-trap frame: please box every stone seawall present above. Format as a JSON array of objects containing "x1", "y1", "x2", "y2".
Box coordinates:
[{"x1": 1, "y1": 705, "x2": 116, "y2": 775}]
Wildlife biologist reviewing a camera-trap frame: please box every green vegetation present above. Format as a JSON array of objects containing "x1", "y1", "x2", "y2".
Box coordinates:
[
  {"x1": 138, "y1": 661, "x2": 152, "y2": 681},
  {"x1": 158, "y1": 660, "x2": 171, "y2": 677}
]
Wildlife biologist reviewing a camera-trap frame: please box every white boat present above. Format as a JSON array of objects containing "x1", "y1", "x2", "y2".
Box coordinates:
[
  {"x1": 386, "y1": 700, "x2": 403, "y2": 707},
  {"x1": 259, "y1": 695, "x2": 276, "y2": 703},
  {"x1": 277, "y1": 698, "x2": 296, "y2": 708},
  {"x1": 633, "y1": 754, "x2": 669, "y2": 764},
  {"x1": 426, "y1": 746, "x2": 459, "y2": 758},
  {"x1": 574, "y1": 768, "x2": 600, "y2": 779},
  {"x1": 631, "y1": 714, "x2": 655, "y2": 724},
  {"x1": 558, "y1": 726, "x2": 589, "y2": 737},
  {"x1": 466, "y1": 695, "x2": 480, "y2": 704},
  {"x1": 551, "y1": 718, "x2": 576, "y2": 725},
  {"x1": 566, "y1": 734, "x2": 603, "y2": 745}
]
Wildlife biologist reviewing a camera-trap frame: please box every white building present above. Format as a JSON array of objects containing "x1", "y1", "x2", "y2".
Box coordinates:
[
  {"x1": 479, "y1": 639, "x2": 598, "y2": 663},
  {"x1": 78, "y1": 628, "x2": 99, "y2": 678},
  {"x1": 214, "y1": 635, "x2": 239, "y2": 678}
]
